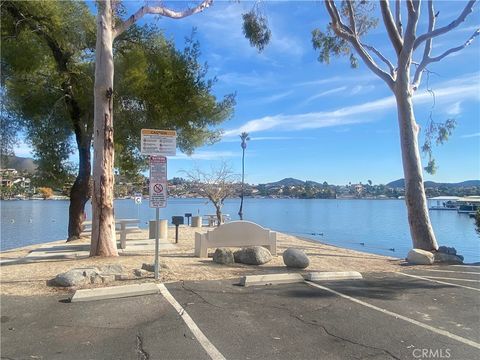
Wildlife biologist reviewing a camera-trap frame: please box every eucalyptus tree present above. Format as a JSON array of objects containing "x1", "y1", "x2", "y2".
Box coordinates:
[
  {"x1": 2, "y1": 1, "x2": 233, "y2": 252},
  {"x1": 238, "y1": 132, "x2": 250, "y2": 220},
  {"x1": 311, "y1": 0, "x2": 479, "y2": 251},
  {"x1": 91, "y1": 0, "x2": 214, "y2": 256}
]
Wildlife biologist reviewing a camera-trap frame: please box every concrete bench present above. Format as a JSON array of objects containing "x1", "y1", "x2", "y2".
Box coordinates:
[
  {"x1": 194, "y1": 220, "x2": 277, "y2": 258},
  {"x1": 82, "y1": 219, "x2": 141, "y2": 249}
]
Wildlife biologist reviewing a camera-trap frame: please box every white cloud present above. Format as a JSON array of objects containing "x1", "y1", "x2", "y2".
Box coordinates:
[
  {"x1": 446, "y1": 101, "x2": 462, "y2": 116},
  {"x1": 258, "y1": 90, "x2": 295, "y2": 104},
  {"x1": 172, "y1": 150, "x2": 236, "y2": 161},
  {"x1": 224, "y1": 76, "x2": 480, "y2": 137},
  {"x1": 301, "y1": 86, "x2": 347, "y2": 105},
  {"x1": 461, "y1": 132, "x2": 480, "y2": 138}
]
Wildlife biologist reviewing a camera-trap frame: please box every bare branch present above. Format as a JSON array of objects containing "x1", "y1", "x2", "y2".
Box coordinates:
[
  {"x1": 361, "y1": 42, "x2": 395, "y2": 76},
  {"x1": 398, "y1": 0, "x2": 420, "y2": 71},
  {"x1": 346, "y1": 1, "x2": 356, "y2": 35},
  {"x1": 380, "y1": 0, "x2": 403, "y2": 54},
  {"x1": 412, "y1": 28, "x2": 480, "y2": 90},
  {"x1": 395, "y1": 0, "x2": 403, "y2": 36},
  {"x1": 414, "y1": 0, "x2": 477, "y2": 50},
  {"x1": 113, "y1": 0, "x2": 213, "y2": 39},
  {"x1": 412, "y1": 0, "x2": 436, "y2": 90},
  {"x1": 325, "y1": 1, "x2": 394, "y2": 88}
]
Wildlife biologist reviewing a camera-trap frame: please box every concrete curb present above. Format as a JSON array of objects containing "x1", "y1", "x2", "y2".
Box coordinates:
[
  {"x1": 305, "y1": 271, "x2": 363, "y2": 281},
  {"x1": 71, "y1": 283, "x2": 159, "y2": 302},
  {"x1": 239, "y1": 273, "x2": 304, "y2": 287},
  {"x1": 240, "y1": 271, "x2": 363, "y2": 287}
]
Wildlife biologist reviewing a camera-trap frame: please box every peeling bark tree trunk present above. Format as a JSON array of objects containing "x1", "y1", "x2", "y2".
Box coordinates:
[
  {"x1": 91, "y1": 0, "x2": 117, "y2": 257},
  {"x1": 394, "y1": 78, "x2": 438, "y2": 251},
  {"x1": 67, "y1": 139, "x2": 91, "y2": 240}
]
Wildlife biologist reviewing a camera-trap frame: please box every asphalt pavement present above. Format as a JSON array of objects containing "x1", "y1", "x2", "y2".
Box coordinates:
[{"x1": 1, "y1": 265, "x2": 479, "y2": 360}]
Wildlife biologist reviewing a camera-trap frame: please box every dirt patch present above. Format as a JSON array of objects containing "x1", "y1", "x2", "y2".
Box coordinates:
[{"x1": 0, "y1": 226, "x2": 404, "y2": 296}]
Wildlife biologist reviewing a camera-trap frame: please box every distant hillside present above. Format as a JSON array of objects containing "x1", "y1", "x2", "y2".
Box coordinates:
[
  {"x1": 264, "y1": 178, "x2": 322, "y2": 187},
  {"x1": 2, "y1": 156, "x2": 37, "y2": 173},
  {"x1": 387, "y1": 179, "x2": 480, "y2": 188}
]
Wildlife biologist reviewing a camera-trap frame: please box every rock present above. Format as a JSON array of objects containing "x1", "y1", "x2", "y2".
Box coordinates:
[
  {"x1": 115, "y1": 274, "x2": 130, "y2": 281},
  {"x1": 141, "y1": 262, "x2": 168, "y2": 272},
  {"x1": 434, "y1": 252, "x2": 464, "y2": 264},
  {"x1": 100, "y1": 275, "x2": 115, "y2": 284},
  {"x1": 437, "y1": 246, "x2": 457, "y2": 255},
  {"x1": 406, "y1": 249, "x2": 434, "y2": 265},
  {"x1": 142, "y1": 263, "x2": 155, "y2": 272},
  {"x1": 51, "y1": 269, "x2": 88, "y2": 287},
  {"x1": 90, "y1": 275, "x2": 103, "y2": 284},
  {"x1": 134, "y1": 269, "x2": 150, "y2": 277},
  {"x1": 99, "y1": 264, "x2": 124, "y2": 275},
  {"x1": 282, "y1": 248, "x2": 310, "y2": 269},
  {"x1": 213, "y1": 248, "x2": 235, "y2": 264},
  {"x1": 234, "y1": 246, "x2": 272, "y2": 265}
]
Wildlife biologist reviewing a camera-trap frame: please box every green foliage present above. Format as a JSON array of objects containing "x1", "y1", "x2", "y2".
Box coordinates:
[
  {"x1": 114, "y1": 29, "x2": 235, "y2": 174},
  {"x1": 421, "y1": 118, "x2": 456, "y2": 174},
  {"x1": 312, "y1": 1, "x2": 377, "y2": 68},
  {"x1": 242, "y1": 10, "x2": 271, "y2": 52}
]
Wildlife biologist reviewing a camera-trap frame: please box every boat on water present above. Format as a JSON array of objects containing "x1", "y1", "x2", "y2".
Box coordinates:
[
  {"x1": 428, "y1": 196, "x2": 459, "y2": 210},
  {"x1": 456, "y1": 196, "x2": 480, "y2": 215}
]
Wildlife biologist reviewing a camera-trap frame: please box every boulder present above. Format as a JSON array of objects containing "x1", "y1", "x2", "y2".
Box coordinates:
[
  {"x1": 437, "y1": 246, "x2": 457, "y2": 256},
  {"x1": 51, "y1": 269, "x2": 89, "y2": 287},
  {"x1": 99, "y1": 264, "x2": 124, "y2": 275},
  {"x1": 283, "y1": 248, "x2": 310, "y2": 269},
  {"x1": 434, "y1": 252, "x2": 464, "y2": 264},
  {"x1": 141, "y1": 263, "x2": 168, "y2": 272},
  {"x1": 406, "y1": 249, "x2": 434, "y2": 265},
  {"x1": 213, "y1": 248, "x2": 235, "y2": 265},
  {"x1": 134, "y1": 269, "x2": 150, "y2": 277},
  {"x1": 234, "y1": 246, "x2": 272, "y2": 265}
]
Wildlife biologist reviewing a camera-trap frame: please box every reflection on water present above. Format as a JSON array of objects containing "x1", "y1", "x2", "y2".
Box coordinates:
[{"x1": 1, "y1": 198, "x2": 478, "y2": 262}]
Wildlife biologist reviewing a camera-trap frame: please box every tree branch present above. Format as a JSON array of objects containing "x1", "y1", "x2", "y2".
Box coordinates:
[
  {"x1": 412, "y1": 28, "x2": 480, "y2": 90},
  {"x1": 412, "y1": 0, "x2": 435, "y2": 90},
  {"x1": 361, "y1": 42, "x2": 395, "y2": 76},
  {"x1": 113, "y1": 0, "x2": 213, "y2": 39},
  {"x1": 325, "y1": 1, "x2": 394, "y2": 88},
  {"x1": 414, "y1": 0, "x2": 477, "y2": 50},
  {"x1": 380, "y1": 0, "x2": 403, "y2": 54},
  {"x1": 395, "y1": 0, "x2": 403, "y2": 37},
  {"x1": 398, "y1": 0, "x2": 420, "y2": 71},
  {"x1": 346, "y1": 1, "x2": 356, "y2": 35}
]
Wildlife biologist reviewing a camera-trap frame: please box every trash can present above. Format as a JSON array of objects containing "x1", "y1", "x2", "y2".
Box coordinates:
[
  {"x1": 149, "y1": 219, "x2": 168, "y2": 239},
  {"x1": 191, "y1": 216, "x2": 202, "y2": 228}
]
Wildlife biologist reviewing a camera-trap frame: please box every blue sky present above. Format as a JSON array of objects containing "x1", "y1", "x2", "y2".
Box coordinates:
[{"x1": 14, "y1": 1, "x2": 480, "y2": 185}]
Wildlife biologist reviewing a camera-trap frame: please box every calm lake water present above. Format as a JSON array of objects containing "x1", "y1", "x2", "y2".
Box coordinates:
[{"x1": 1, "y1": 198, "x2": 479, "y2": 263}]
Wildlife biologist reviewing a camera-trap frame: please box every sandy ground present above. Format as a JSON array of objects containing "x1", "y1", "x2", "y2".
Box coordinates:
[{"x1": 0, "y1": 225, "x2": 404, "y2": 296}]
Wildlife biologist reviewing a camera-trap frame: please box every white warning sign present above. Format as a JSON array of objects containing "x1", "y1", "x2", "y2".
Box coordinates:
[{"x1": 149, "y1": 156, "x2": 167, "y2": 208}]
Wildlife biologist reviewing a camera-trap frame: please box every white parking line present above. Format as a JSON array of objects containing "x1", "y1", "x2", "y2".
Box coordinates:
[
  {"x1": 397, "y1": 272, "x2": 480, "y2": 291},
  {"x1": 157, "y1": 284, "x2": 226, "y2": 360},
  {"x1": 305, "y1": 281, "x2": 480, "y2": 350},
  {"x1": 418, "y1": 269, "x2": 480, "y2": 275},
  {"x1": 420, "y1": 276, "x2": 480, "y2": 283}
]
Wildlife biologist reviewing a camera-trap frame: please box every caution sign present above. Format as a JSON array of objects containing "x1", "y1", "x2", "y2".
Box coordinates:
[
  {"x1": 141, "y1": 129, "x2": 177, "y2": 156},
  {"x1": 149, "y1": 156, "x2": 167, "y2": 208}
]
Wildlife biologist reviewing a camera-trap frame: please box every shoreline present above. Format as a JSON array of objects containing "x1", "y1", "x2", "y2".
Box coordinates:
[{"x1": 0, "y1": 226, "x2": 405, "y2": 296}]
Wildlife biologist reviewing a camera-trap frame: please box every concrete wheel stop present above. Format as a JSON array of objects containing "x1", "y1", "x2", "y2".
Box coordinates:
[
  {"x1": 239, "y1": 271, "x2": 363, "y2": 287},
  {"x1": 71, "y1": 283, "x2": 160, "y2": 302}
]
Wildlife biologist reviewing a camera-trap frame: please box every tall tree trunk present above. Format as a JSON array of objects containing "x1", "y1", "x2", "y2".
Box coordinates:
[
  {"x1": 238, "y1": 148, "x2": 245, "y2": 220},
  {"x1": 67, "y1": 137, "x2": 91, "y2": 240},
  {"x1": 90, "y1": 0, "x2": 117, "y2": 257},
  {"x1": 395, "y1": 79, "x2": 438, "y2": 251}
]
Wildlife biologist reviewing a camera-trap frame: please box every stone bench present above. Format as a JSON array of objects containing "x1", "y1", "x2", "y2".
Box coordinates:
[
  {"x1": 194, "y1": 221, "x2": 277, "y2": 258},
  {"x1": 82, "y1": 219, "x2": 141, "y2": 249}
]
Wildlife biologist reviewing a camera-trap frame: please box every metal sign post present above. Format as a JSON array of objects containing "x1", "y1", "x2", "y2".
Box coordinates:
[
  {"x1": 142, "y1": 129, "x2": 176, "y2": 281},
  {"x1": 149, "y1": 156, "x2": 167, "y2": 280}
]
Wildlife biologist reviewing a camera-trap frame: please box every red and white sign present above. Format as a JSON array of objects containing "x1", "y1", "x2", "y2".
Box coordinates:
[
  {"x1": 141, "y1": 129, "x2": 177, "y2": 156},
  {"x1": 149, "y1": 156, "x2": 167, "y2": 208}
]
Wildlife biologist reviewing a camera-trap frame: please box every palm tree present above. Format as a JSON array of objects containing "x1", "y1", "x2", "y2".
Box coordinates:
[{"x1": 238, "y1": 132, "x2": 250, "y2": 220}]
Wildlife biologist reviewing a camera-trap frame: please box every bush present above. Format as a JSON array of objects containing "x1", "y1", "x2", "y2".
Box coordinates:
[{"x1": 38, "y1": 187, "x2": 53, "y2": 199}]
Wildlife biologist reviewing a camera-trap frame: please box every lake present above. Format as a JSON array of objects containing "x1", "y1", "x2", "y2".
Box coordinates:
[{"x1": 1, "y1": 198, "x2": 478, "y2": 263}]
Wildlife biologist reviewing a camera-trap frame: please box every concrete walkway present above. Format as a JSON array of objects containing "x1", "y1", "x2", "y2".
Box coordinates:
[
  {"x1": 0, "y1": 239, "x2": 177, "y2": 265},
  {"x1": 1, "y1": 265, "x2": 478, "y2": 359}
]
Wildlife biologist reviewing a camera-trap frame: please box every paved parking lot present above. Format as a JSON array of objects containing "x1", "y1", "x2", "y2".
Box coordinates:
[{"x1": 1, "y1": 265, "x2": 479, "y2": 359}]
